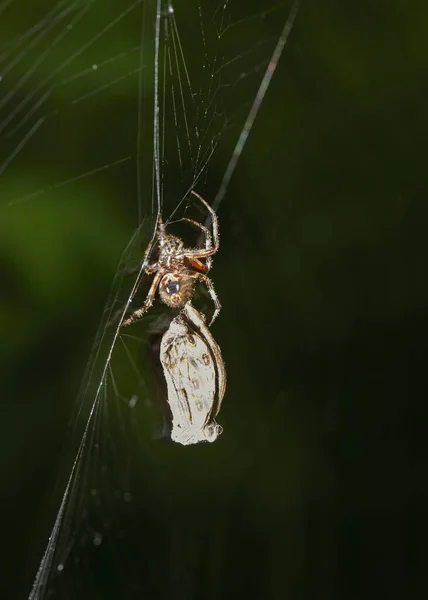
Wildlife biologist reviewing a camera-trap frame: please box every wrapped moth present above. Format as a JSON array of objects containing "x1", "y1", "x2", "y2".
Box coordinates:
[{"x1": 160, "y1": 302, "x2": 226, "y2": 445}]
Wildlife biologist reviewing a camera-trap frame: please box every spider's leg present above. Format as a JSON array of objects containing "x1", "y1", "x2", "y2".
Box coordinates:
[
  {"x1": 191, "y1": 190, "x2": 219, "y2": 252},
  {"x1": 110, "y1": 217, "x2": 163, "y2": 328},
  {"x1": 123, "y1": 221, "x2": 160, "y2": 282},
  {"x1": 107, "y1": 263, "x2": 157, "y2": 328},
  {"x1": 130, "y1": 215, "x2": 163, "y2": 287},
  {"x1": 181, "y1": 246, "x2": 217, "y2": 259},
  {"x1": 179, "y1": 217, "x2": 213, "y2": 270},
  {"x1": 157, "y1": 214, "x2": 167, "y2": 238},
  {"x1": 180, "y1": 217, "x2": 213, "y2": 246},
  {"x1": 122, "y1": 262, "x2": 157, "y2": 279},
  {"x1": 188, "y1": 271, "x2": 221, "y2": 325},
  {"x1": 186, "y1": 256, "x2": 209, "y2": 273},
  {"x1": 122, "y1": 270, "x2": 163, "y2": 327},
  {"x1": 145, "y1": 263, "x2": 158, "y2": 274}
]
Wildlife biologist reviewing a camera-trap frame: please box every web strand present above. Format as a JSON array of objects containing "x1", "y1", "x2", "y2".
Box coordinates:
[
  {"x1": 212, "y1": 0, "x2": 301, "y2": 212},
  {"x1": 2, "y1": 3, "x2": 304, "y2": 594},
  {"x1": 153, "y1": 0, "x2": 162, "y2": 215}
]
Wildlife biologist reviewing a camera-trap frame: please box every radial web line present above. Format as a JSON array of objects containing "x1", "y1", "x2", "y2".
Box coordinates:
[
  {"x1": 169, "y1": 11, "x2": 192, "y2": 160},
  {"x1": 2, "y1": 0, "x2": 141, "y2": 145},
  {"x1": 153, "y1": 0, "x2": 162, "y2": 213},
  {"x1": 136, "y1": 2, "x2": 146, "y2": 223},
  {"x1": 29, "y1": 214, "x2": 159, "y2": 595},
  {"x1": 0, "y1": 2, "x2": 92, "y2": 136},
  {"x1": 167, "y1": 45, "x2": 183, "y2": 172},
  {"x1": 0, "y1": 117, "x2": 44, "y2": 177},
  {"x1": 29, "y1": 395, "x2": 99, "y2": 599},
  {"x1": 7, "y1": 156, "x2": 131, "y2": 207},
  {"x1": 212, "y1": 0, "x2": 301, "y2": 212},
  {"x1": 0, "y1": 0, "x2": 74, "y2": 87}
]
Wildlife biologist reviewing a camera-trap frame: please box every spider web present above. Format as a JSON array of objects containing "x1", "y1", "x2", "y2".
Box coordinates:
[{"x1": 0, "y1": 0, "x2": 300, "y2": 597}]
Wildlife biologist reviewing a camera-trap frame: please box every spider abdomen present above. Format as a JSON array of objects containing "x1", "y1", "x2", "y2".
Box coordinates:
[{"x1": 159, "y1": 273, "x2": 194, "y2": 308}]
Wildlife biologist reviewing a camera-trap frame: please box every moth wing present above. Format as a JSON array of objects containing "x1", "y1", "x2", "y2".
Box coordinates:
[{"x1": 160, "y1": 314, "x2": 219, "y2": 445}]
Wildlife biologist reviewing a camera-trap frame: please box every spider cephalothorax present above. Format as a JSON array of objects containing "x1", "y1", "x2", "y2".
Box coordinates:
[{"x1": 122, "y1": 191, "x2": 220, "y2": 327}]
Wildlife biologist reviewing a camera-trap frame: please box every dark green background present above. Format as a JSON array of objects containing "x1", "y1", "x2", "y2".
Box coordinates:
[{"x1": 1, "y1": 0, "x2": 427, "y2": 598}]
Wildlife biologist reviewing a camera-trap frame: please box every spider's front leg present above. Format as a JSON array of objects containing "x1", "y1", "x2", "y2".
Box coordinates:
[
  {"x1": 122, "y1": 270, "x2": 164, "y2": 327},
  {"x1": 145, "y1": 263, "x2": 158, "y2": 274},
  {"x1": 179, "y1": 217, "x2": 213, "y2": 271},
  {"x1": 188, "y1": 271, "x2": 221, "y2": 325},
  {"x1": 190, "y1": 190, "x2": 219, "y2": 251}
]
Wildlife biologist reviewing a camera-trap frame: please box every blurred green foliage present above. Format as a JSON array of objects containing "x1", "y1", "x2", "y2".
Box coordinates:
[{"x1": 1, "y1": 0, "x2": 427, "y2": 598}]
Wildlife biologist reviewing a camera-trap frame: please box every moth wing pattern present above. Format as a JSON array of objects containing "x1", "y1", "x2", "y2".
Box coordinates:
[
  {"x1": 183, "y1": 302, "x2": 226, "y2": 412},
  {"x1": 160, "y1": 302, "x2": 225, "y2": 445}
]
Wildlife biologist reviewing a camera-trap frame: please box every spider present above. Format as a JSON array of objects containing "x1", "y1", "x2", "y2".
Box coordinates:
[{"x1": 122, "y1": 191, "x2": 221, "y2": 328}]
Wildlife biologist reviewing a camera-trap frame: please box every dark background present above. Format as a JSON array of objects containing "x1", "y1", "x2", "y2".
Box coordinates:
[{"x1": 1, "y1": 0, "x2": 427, "y2": 598}]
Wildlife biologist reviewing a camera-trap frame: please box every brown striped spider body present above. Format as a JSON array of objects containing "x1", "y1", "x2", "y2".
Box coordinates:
[{"x1": 123, "y1": 191, "x2": 220, "y2": 327}]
